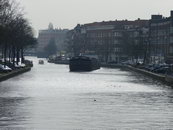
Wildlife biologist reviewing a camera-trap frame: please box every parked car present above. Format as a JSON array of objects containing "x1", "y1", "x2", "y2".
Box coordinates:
[
  {"x1": 0, "y1": 64, "x2": 12, "y2": 73},
  {"x1": 24, "y1": 60, "x2": 33, "y2": 67},
  {"x1": 14, "y1": 63, "x2": 23, "y2": 69},
  {"x1": 151, "y1": 64, "x2": 166, "y2": 72},
  {"x1": 144, "y1": 64, "x2": 154, "y2": 71},
  {"x1": 153, "y1": 66, "x2": 170, "y2": 74},
  {"x1": 20, "y1": 63, "x2": 26, "y2": 68},
  {"x1": 108, "y1": 61, "x2": 117, "y2": 64}
]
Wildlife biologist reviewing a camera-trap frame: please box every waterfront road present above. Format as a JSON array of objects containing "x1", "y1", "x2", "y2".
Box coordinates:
[{"x1": 0, "y1": 57, "x2": 173, "y2": 129}]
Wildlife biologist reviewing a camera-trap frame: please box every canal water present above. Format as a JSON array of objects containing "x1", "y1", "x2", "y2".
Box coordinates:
[{"x1": 0, "y1": 57, "x2": 173, "y2": 129}]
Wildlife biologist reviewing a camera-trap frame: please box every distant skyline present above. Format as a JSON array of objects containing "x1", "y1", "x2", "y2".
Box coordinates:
[{"x1": 16, "y1": 0, "x2": 173, "y2": 36}]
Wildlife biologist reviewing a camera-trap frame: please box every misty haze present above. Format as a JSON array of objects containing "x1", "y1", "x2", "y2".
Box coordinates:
[{"x1": 0, "y1": 0, "x2": 173, "y2": 129}]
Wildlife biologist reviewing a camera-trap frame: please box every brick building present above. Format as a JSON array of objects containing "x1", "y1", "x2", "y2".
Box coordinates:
[{"x1": 70, "y1": 20, "x2": 149, "y2": 63}]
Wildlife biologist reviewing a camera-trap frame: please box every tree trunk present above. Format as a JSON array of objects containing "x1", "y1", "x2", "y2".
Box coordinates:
[
  {"x1": 1, "y1": 47, "x2": 4, "y2": 60},
  {"x1": 12, "y1": 46, "x2": 15, "y2": 66},
  {"x1": 4, "y1": 44, "x2": 7, "y2": 67},
  {"x1": 16, "y1": 47, "x2": 20, "y2": 65},
  {"x1": 8, "y1": 47, "x2": 11, "y2": 63},
  {"x1": 21, "y1": 47, "x2": 24, "y2": 63}
]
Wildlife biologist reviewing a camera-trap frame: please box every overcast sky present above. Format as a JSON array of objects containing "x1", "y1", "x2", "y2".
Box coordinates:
[{"x1": 16, "y1": 0, "x2": 173, "y2": 35}]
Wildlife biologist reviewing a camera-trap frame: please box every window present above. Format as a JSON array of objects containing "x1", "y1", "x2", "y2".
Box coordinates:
[{"x1": 114, "y1": 32, "x2": 122, "y2": 37}]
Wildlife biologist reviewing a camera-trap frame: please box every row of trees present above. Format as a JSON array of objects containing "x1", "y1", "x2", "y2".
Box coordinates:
[{"x1": 0, "y1": 0, "x2": 37, "y2": 66}]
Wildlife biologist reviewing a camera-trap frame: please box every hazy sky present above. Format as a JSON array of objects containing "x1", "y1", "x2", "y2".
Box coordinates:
[{"x1": 16, "y1": 0, "x2": 173, "y2": 35}]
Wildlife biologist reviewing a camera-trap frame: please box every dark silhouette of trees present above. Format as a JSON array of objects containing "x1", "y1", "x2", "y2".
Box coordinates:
[
  {"x1": 121, "y1": 30, "x2": 146, "y2": 63},
  {"x1": 101, "y1": 36, "x2": 114, "y2": 63},
  {"x1": 0, "y1": 0, "x2": 37, "y2": 66},
  {"x1": 65, "y1": 25, "x2": 86, "y2": 56},
  {"x1": 44, "y1": 38, "x2": 57, "y2": 57}
]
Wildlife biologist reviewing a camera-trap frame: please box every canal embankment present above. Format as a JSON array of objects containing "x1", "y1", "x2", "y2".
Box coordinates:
[
  {"x1": 101, "y1": 63, "x2": 124, "y2": 68},
  {"x1": 101, "y1": 64, "x2": 173, "y2": 86},
  {"x1": 0, "y1": 66, "x2": 32, "y2": 82}
]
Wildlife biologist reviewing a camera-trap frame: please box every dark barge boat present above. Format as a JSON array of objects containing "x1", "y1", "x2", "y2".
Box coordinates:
[{"x1": 69, "y1": 56, "x2": 100, "y2": 71}]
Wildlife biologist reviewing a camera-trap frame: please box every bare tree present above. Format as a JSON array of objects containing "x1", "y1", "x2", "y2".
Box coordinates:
[{"x1": 0, "y1": 0, "x2": 37, "y2": 67}]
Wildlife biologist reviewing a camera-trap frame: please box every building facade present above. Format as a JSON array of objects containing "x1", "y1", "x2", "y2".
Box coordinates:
[
  {"x1": 37, "y1": 23, "x2": 69, "y2": 57},
  {"x1": 149, "y1": 11, "x2": 173, "y2": 63},
  {"x1": 69, "y1": 20, "x2": 149, "y2": 63},
  {"x1": 67, "y1": 10, "x2": 173, "y2": 64}
]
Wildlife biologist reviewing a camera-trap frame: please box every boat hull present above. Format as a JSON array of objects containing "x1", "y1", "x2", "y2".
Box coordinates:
[{"x1": 69, "y1": 56, "x2": 100, "y2": 72}]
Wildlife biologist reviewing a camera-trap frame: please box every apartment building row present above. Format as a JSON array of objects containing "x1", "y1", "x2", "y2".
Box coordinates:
[
  {"x1": 68, "y1": 11, "x2": 173, "y2": 64},
  {"x1": 149, "y1": 12, "x2": 173, "y2": 64}
]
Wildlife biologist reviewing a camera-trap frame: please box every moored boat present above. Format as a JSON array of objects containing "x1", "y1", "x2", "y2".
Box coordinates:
[
  {"x1": 69, "y1": 56, "x2": 100, "y2": 71},
  {"x1": 38, "y1": 60, "x2": 44, "y2": 64}
]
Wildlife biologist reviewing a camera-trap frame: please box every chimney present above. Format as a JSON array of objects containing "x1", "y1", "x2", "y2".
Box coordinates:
[
  {"x1": 171, "y1": 10, "x2": 173, "y2": 17},
  {"x1": 151, "y1": 15, "x2": 162, "y2": 20}
]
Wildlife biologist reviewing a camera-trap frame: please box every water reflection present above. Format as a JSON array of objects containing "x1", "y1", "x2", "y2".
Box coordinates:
[
  {"x1": 0, "y1": 97, "x2": 29, "y2": 128},
  {"x1": 0, "y1": 57, "x2": 172, "y2": 129}
]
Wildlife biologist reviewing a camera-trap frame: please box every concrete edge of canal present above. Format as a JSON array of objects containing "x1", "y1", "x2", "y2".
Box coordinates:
[
  {"x1": 101, "y1": 64, "x2": 173, "y2": 87},
  {"x1": 0, "y1": 66, "x2": 32, "y2": 82}
]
